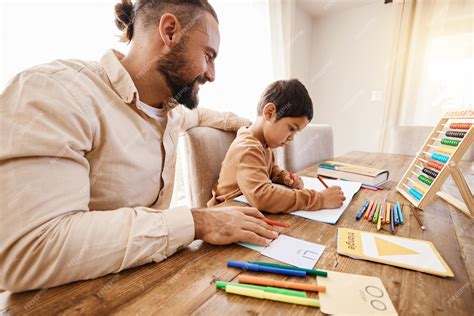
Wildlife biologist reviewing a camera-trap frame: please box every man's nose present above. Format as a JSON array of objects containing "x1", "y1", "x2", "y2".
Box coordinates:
[{"x1": 205, "y1": 63, "x2": 215, "y2": 82}]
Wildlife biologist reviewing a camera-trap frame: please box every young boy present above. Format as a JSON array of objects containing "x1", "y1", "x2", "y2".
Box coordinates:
[{"x1": 207, "y1": 79, "x2": 345, "y2": 213}]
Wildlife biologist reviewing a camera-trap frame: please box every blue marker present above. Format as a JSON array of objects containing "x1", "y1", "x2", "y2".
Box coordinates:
[
  {"x1": 356, "y1": 201, "x2": 369, "y2": 220},
  {"x1": 397, "y1": 202, "x2": 404, "y2": 224},
  {"x1": 227, "y1": 261, "x2": 306, "y2": 277},
  {"x1": 394, "y1": 203, "x2": 400, "y2": 225},
  {"x1": 390, "y1": 206, "x2": 395, "y2": 233}
]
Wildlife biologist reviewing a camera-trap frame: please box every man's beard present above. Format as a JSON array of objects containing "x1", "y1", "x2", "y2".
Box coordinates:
[{"x1": 157, "y1": 37, "x2": 205, "y2": 110}]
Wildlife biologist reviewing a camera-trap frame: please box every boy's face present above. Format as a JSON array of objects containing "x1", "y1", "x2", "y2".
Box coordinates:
[{"x1": 262, "y1": 103, "x2": 310, "y2": 149}]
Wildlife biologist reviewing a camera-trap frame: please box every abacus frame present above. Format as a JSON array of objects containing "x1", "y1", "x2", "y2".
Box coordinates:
[{"x1": 396, "y1": 110, "x2": 473, "y2": 217}]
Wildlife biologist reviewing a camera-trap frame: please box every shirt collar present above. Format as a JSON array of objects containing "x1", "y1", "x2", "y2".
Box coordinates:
[
  {"x1": 100, "y1": 49, "x2": 180, "y2": 111},
  {"x1": 100, "y1": 49, "x2": 138, "y2": 104}
]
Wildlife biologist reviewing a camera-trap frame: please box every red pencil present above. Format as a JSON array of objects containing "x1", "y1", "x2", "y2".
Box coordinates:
[
  {"x1": 317, "y1": 176, "x2": 329, "y2": 189},
  {"x1": 260, "y1": 218, "x2": 290, "y2": 228}
]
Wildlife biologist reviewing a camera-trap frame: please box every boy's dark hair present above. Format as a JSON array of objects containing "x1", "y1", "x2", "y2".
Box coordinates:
[{"x1": 257, "y1": 79, "x2": 313, "y2": 121}]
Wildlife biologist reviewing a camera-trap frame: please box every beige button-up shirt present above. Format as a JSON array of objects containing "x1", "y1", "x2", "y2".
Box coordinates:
[{"x1": 0, "y1": 50, "x2": 250, "y2": 292}]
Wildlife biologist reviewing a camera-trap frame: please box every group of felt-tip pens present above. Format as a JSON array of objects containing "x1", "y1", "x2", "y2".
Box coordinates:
[
  {"x1": 217, "y1": 261, "x2": 327, "y2": 308},
  {"x1": 355, "y1": 199, "x2": 404, "y2": 233}
]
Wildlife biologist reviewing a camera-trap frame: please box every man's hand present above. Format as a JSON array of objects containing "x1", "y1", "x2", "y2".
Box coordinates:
[
  {"x1": 191, "y1": 206, "x2": 279, "y2": 246},
  {"x1": 282, "y1": 172, "x2": 304, "y2": 190}
]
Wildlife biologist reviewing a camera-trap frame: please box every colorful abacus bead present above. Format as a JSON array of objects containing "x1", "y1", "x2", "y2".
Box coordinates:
[
  {"x1": 436, "y1": 146, "x2": 455, "y2": 155},
  {"x1": 418, "y1": 174, "x2": 433, "y2": 185},
  {"x1": 449, "y1": 123, "x2": 472, "y2": 130},
  {"x1": 446, "y1": 131, "x2": 466, "y2": 138},
  {"x1": 440, "y1": 138, "x2": 460, "y2": 147},
  {"x1": 427, "y1": 160, "x2": 444, "y2": 171},
  {"x1": 422, "y1": 167, "x2": 439, "y2": 178},
  {"x1": 413, "y1": 182, "x2": 428, "y2": 193},
  {"x1": 409, "y1": 188, "x2": 423, "y2": 200},
  {"x1": 432, "y1": 153, "x2": 449, "y2": 163}
]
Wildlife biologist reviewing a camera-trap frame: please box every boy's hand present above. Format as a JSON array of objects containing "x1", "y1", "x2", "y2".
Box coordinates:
[
  {"x1": 282, "y1": 172, "x2": 304, "y2": 190},
  {"x1": 321, "y1": 186, "x2": 346, "y2": 208}
]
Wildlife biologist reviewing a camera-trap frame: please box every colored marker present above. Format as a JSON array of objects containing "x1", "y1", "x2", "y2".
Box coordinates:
[
  {"x1": 356, "y1": 201, "x2": 369, "y2": 220},
  {"x1": 367, "y1": 202, "x2": 376, "y2": 221},
  {"x1": 370, "y1": 203, "x2": 380, "y2": 223},
  {"x1": 216, "y1": 281, "x2": 307, "y2": 297},
  {"x1": 384, "y1": 202, "x2": 391, "y2": 224},
  {"x1": 248, "y1": 261, "x2": 328, "y2": 277},
  {"x1": 390, "y1": 206, "x2": 395, "y2": 233},
  {"x1": 260, "y1": 218, "x2": 290, "y2": 228},
  {"x1": 364, "y1": 201, "x2": 374, "y2": 219},
  {"x1": 397, "y1": 202, "x2": 404, "y2": 224},
  {"x1": 394, "y1": 203, "x2": 400, "y2": 225},
  {"x1": 386, "y1": 202, "x2": 391, "y2": 224},
  {"x1": 372, "y1": 203, "x2": 380, "y2": 224},
  {"x1": 227, "y1": 261, "x2": 306, "y2": 277},
  {"x1": 377, "y1": 205, "x2": 383, "y2": 230},
  {"x1": 238, "y1": 275, "x2": 326, "y2": 292},
  {"x1": 317, "y1": 176, "x2": 329, "y2": 189},
  {"x1": 379, "y1": 200, "x2": 386, "y2": 224},
  {"x1": 225, "y1": 285, "x2": 320, "y2": 307}
]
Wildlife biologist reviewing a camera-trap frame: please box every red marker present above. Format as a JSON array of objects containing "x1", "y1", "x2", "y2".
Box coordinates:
[
  {"x1": 317, "y1": 176, "x2": 329, "y2": 189},
  {"x1": 261, "y1": 218, "x2": 290, "y2": 228}
]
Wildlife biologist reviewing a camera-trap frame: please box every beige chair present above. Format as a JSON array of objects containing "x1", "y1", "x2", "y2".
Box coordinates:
[
  {"x1": 181, "y1": 124, "x2": 335, "y2": 208},
  {"x1": 283, "y1": 124, "x2": 334, "y2": 172},
  {"x1": 181, "y1": 127, "x2": 236, "y2": 208}
]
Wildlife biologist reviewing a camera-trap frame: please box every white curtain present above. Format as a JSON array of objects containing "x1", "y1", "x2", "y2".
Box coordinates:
[
  {"x1": 268, "y1": 0, "x2": 295, "y2": 79},
  {"x1": 379, "y1": 0, "x2": 474, "y2": 152}
]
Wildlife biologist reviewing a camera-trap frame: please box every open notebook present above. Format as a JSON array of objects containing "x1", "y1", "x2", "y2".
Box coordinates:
[{"x1": 234, "y1": 176, "x2": 361, "y2": 224}]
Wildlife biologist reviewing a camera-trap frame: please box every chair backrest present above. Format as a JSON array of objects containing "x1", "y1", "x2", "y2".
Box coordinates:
[
  {"x1": 283, "y1": 124, "x2": 334, "y2": 172},
  {"x1": 181, "y1": 127, "x2": 236, "y2": 208}
]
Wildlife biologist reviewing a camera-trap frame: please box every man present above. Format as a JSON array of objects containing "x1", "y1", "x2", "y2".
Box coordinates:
[{"x1": 0, "y1": 0, "x2": 277, "y2": 292}]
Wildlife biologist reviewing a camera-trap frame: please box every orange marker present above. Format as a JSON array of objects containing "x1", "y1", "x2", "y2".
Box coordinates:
[
  {"x1": 238, "y1": 275, "x2": 326, "y2": 293},
  {"x1": 364, "y1": 201, "x2": 374, "y2": 219},
  {"x1": 261, "y1": 218, "x2": 290, "y2": 228}
]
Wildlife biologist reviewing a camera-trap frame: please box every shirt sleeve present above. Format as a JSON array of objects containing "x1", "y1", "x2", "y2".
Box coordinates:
[
  {"x1": 178, "y1": 106, "x2": 251, "y2": 132},
  {"x1": 0, "y1": 71, "x2": 194, "y2": 292},
  {"x1": 270, "y1": 161, "x2": 292, "y2": 185},
  {"x1": 235, "y1": 145, "x2": 324, "y2": 213}
]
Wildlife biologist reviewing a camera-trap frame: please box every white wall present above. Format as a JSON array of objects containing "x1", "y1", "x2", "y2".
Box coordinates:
[
  {"x1": 309, "y1": 2, "x2": 397, "y2": 156},
  {"x1": 290, "y1": 4, "x2": 314, "y2": 88}
]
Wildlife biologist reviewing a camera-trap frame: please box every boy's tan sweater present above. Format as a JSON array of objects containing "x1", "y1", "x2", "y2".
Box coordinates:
[{"x1": 208, "y1": 127, "x2": 324, "y2": 212}]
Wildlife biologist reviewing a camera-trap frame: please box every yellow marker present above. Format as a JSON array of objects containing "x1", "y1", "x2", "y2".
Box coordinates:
[
  {"x1": 385, "y1": 202, "x2": 391, "y2": 224},
  {"x1": 226, "y1": 284, "x2": 320, "y2": 307}
]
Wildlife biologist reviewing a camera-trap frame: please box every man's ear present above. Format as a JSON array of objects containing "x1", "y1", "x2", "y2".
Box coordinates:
[
  {"x1": 262, "y1": 103, "x2": 277, "y2": 121},
  {"x1": 158, "y1": 13, "x2": 182, "y2": 50}
]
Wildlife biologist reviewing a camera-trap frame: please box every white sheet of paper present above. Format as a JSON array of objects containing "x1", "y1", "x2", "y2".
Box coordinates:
[
  {"x1": 260, "y1": 235, "x2": 325, "y2": 269},
  {"x1": 291, "y1": 177, "x2": 361, "y2": 224}
]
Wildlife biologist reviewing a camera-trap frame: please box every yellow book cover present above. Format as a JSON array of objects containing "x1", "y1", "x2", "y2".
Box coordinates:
[{"x1": 337, "y1": 228, "x2": 454, "y2": 277}]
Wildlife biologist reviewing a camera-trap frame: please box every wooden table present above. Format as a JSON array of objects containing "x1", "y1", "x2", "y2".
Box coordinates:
[{"x1": 1, "y1": 152, "x2": 473, "y2": 315}]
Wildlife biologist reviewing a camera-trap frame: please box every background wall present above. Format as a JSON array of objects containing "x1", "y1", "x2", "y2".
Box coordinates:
[{"x1": 292, "y1": 1, "x2": 397, "y2": 156}]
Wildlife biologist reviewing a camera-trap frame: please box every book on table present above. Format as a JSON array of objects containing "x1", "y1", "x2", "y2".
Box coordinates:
[{"x1": 318, "y1": 160, "x2": 389, "y2": 187}]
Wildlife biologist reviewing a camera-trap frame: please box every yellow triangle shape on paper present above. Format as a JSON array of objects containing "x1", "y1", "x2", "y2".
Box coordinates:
[{"x1": 374, "y1": 237, "x2": 419, "y2": 256}]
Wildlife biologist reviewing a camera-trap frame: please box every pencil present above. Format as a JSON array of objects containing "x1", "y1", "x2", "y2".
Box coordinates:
[
  {"x1": 380, "y1": 199, "x2": 386, "y2": 224},
  {"x1": 317, "y1": 176, "x2": 329, "y2": 189},
  {"x1": 411, "y1": 206, "x2": 426, "y2": 230}
]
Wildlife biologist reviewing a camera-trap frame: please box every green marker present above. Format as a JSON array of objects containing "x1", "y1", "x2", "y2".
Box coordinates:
[
  {"x1": 372, "y1": 203, "x2": 381, "y2": 224},
  {"x1": 247, "y1": 261, "x2": 328, "y2": 277},
  {"x1": 215, "y1": 281, "x2": 307, "y2": 297}
]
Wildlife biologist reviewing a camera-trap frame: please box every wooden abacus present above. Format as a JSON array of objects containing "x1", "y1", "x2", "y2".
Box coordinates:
[{"x1": 396, "y1": 110, "x2": 473, "y2": 217}]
